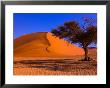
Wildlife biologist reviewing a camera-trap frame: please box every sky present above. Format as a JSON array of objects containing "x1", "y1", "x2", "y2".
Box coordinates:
[{"x1": 13, "y1": 13, "x2": 97, "y2": 39}]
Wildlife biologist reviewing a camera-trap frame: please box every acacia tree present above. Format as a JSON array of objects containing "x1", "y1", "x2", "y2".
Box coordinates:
[{"x1": 51, "y1": 18, "x2": 97, "y2": 61}]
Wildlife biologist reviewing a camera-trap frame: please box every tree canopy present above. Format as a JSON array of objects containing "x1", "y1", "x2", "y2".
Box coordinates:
[{"x1": 51, "y1": 18, "x2": 97, "y2": 61}]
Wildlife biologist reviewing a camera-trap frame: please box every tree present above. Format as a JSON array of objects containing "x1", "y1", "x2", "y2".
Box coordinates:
[{"x1": 51, "y1": 18, "x2": 97, "y2": 61}]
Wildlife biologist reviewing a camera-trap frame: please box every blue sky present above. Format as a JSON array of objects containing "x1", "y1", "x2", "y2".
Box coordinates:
[{"x1": 13, "y1": 13, "x2": 97, "y2": 39}]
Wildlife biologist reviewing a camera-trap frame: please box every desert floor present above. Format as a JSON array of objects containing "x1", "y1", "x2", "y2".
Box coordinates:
[{"x1": 14, "y1": 56, "x2": 97, "y2": 75}]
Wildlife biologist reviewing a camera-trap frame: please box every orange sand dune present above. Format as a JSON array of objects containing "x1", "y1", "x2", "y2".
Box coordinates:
[{"x1": 14, "y1": 32, "x2": 84, "y2": 58}]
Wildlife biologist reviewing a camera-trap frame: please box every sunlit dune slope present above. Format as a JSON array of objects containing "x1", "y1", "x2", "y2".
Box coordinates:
[
  {"x1": 47, "y1": 32, "x2": 84, "y2": 56},
  {"x1": 14, "y1": 32, "x2": 84, "y2": 57}
]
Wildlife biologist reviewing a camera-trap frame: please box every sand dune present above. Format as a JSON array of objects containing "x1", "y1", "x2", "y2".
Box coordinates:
[
  {"x1": 14, "y1": 32, "x2": 84, "y2": 58},
  {"x1": 14, "y1": 32, "x2": 97, "y2": 75}
]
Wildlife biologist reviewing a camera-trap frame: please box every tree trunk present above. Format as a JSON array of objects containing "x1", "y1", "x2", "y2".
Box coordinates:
[{"x1": 83, "y1": 47, "x2": 88, "y2": 61}]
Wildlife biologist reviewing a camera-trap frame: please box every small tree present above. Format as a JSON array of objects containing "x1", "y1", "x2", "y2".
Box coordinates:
[{"x1": 51, "y1": 18, "x2": 97, "y2": 61}]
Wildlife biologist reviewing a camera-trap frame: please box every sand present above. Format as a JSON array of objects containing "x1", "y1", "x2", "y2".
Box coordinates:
[
  {"x1": 14, "y1": 32, "x2": 97, "y2": 75},
  {"x1": 14, "y1": 32, "x2": 84, "y2": 58}
]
